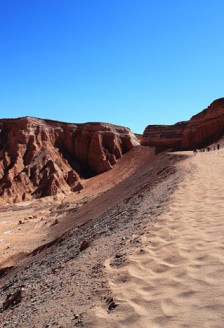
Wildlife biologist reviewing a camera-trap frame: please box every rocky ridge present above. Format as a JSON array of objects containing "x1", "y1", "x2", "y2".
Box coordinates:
[
  {"x1": 141, "y1": 98, "x2": 224, "y2": 150},
  {"x1": 0, "y1": 117, "x2": 138, "y2": 204}
]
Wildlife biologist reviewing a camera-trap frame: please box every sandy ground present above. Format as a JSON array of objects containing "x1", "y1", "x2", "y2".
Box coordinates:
[
  {"x1": 89, "y1": 149, "x2": 224, "y2": 327},
  {"x1": 1, "y1": 146, "x2": 224, "y2": 327},
  {"x1": 0, "y1": 146, "x2": 155, "y2": 268},
  {"x1": 0, "y1": 146, "x2": 182, "y2": 327}
]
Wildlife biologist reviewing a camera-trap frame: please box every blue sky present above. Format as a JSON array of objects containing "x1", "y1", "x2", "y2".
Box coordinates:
[{"x1": 0, "y1": 0, "x2": 223, "y2": 133}]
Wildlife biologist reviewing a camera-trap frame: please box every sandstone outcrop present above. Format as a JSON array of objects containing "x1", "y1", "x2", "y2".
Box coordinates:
[
  {"x1": 141, "y1": 98, "x2": 224, "y2": 150},
  {"x1": 141, "y1": 122, "x2": 187, "y2": 149},
  {"x1": 182, "y1": 98, "x2": 224, "y2": 148},
  {"x1": 0, "y1": 117, "x2": 138, "y2": 204}
]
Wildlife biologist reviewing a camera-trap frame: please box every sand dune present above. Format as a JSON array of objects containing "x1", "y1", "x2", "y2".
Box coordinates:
[
  {"x1": 2, "y1": 147, "x2": 224, "y2": 327},
  {"x1": 0, "y1": 146, "x2": 155, "y2": 268},
  {"x1": 93, "y1": 149, "x2": 224, "y2": 327}
]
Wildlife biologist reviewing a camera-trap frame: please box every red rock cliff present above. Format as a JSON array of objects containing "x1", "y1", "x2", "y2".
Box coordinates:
[
  {"x1": 141, "y1": 98, "x2": 224, "y2": 150},
  {"x1": 0, "y1": 117, "x2": 138, "y2": 204},
  {"x1": 141, "y1": 122, "x2": 187, "y2": 149},
  {"x1": 182, "y1": 98, "x2": 224, "y2": 148}
]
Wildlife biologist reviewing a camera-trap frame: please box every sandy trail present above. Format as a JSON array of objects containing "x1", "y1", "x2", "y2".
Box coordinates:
[{"x1": 94, "y1": 150, "x2": 224, "y2": 327}]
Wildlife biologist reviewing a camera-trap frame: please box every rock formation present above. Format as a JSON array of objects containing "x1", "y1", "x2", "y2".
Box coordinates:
[
  {"x1": 0, "y1": 117, "x2": 138, "y2": 204},
  {"x1": 141, "y1": 122, "x2": 187, "y2": 149},
  {"x1": 141, "y1": 98, "x2": 224, "y2": 150},
  {"x1": 182, "y1": 98, "x2": 224, "y2": 149}
]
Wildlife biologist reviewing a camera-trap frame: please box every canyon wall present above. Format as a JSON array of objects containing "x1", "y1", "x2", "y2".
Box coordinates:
[
  {"x1": 141, "y1": 98, "x2": 224, "y2": 150},
  {"x1": 0, "y1": 117, "x2": 138, "y2": 204}
]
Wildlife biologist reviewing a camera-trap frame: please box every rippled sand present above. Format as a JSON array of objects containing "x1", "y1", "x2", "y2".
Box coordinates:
[{"x1": 92, "y1": 149, "x2": 224, "y2": 328}]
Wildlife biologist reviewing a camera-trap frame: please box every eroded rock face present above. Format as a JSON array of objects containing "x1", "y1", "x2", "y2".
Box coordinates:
[
  {"x1": 141, "y1": 98, "x2": 224, "y2": 150},
  {"x1": 141, "y1": 122, "x2": 187, "y2": 149},
  {"x1": 0, "y1": 117, "x2": 138, "y2": 204},
  {"x1": 182, "y1": 98, "x2": 224, "y2": 149}
]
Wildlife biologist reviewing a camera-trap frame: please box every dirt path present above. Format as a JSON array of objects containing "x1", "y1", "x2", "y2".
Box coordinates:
[{"x1": 92, "y1": 150, "x2": 224, "y2": 328}]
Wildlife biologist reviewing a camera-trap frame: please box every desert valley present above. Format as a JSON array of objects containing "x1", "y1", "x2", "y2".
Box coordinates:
[{"x1": 0, "y1": 98, "x2": 224, "y2": 327}]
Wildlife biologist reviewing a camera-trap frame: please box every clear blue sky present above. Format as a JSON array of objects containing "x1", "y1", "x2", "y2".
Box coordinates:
[{"x1": 0, "y1": 0, "x2": 223, "y2": 133}]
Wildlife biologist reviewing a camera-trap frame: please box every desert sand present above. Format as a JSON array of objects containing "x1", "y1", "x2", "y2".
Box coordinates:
[
  {"x1": 89, "y1": 149, "x2": 224, "y2": 327},
  {"x1": 0, "y1": 146, "x2": 181, "y2": 327},
  {"x1": 0, "y1": 146, "x2": 155, "y2": 268},
  {"x1": 1, "y1": 146, "x2": 224, "y2": 327}
]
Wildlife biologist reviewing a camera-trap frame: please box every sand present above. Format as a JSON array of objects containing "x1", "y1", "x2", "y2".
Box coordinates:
[
  {"x1": 0, "y1": 146, "x2": 177, "y2": 327},
  {"x1": 1, "y1": 146, "x2": 224, "y2": 327},
  {"x1": 0, "y1": 146, "x2": 155, "y2": 268},
  {"x1": 92, "y1": 149, "x2": 224, "y2": 327}
]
